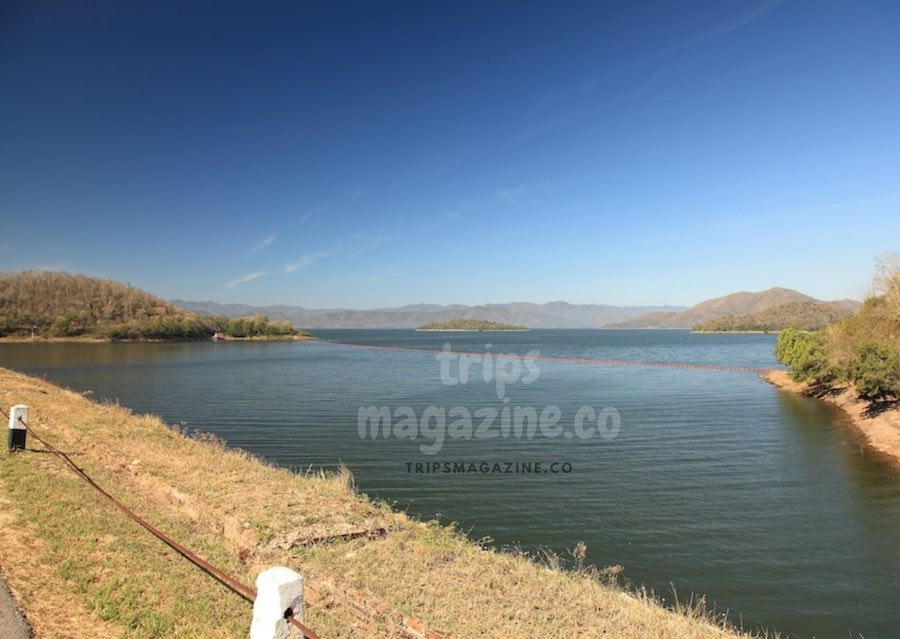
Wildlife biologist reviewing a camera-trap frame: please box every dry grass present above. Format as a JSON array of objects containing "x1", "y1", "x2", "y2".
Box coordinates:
[{"x1": 0, "y1": 366, "x2": 749, "y2": 638}]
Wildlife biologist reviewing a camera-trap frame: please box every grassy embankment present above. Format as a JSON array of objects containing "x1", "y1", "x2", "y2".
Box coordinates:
[{"x1": 0, "y1": 367, "x2": 749, "y2": 639}]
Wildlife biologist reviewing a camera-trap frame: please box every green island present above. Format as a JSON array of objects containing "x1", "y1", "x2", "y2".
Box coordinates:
[
  {"x1": 692, "y1": 299, "x2": 858, "y2": 333},
  {"x1": 416, "y1": 318, "x2": 527, "y2": 331},
  {"x1": 0, "y1": 271, "x2": 308, "y2": 341}
]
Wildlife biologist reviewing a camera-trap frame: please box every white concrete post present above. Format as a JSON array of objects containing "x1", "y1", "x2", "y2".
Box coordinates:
[
  {"x1": 7, "y1": 405, "x2": 27, "y2": 452},
  {"x1": 250, "y1": 567, "x2": 303, "y2": 639}
]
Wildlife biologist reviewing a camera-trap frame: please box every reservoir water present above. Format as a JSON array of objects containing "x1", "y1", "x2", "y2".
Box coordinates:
[{"x1": 1, "y1": 329, "x2": 899, "y2": 638}]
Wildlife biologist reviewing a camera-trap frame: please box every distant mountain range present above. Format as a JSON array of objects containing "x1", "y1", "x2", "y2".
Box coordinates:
[
  {"x1": 0, "y1": 270, "x2": 861, "y2": 335},
  {"x1": 175, "y1": 287, "x2": 861, "y2": 331},
  {"x1": 172, "y1": 300, "x2": 686, "y2": 329},
  {"x1": 606, "y1": 287, "x2": 860, "y2": 329}
]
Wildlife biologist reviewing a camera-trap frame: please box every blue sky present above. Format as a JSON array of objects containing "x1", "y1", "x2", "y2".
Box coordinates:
[{"x1": 2, "y1": 1, "x2": 899, "y2": 308}]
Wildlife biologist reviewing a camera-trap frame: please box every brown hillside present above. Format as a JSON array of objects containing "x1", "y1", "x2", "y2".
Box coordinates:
[
  {"x1": 0, "y1": 271, "x2": 188, "y2": 336},
  {"x1": 608, "y1": 288, "x2": 818, "y2": 328},
  {"x1": 693, "y1": 299, "x2": 860, "y2": 332},
  {"x1": 0, "y1": 271, "x2": 295, "y2": 340}
]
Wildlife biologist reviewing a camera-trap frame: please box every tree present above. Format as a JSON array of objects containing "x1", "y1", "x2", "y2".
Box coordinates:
[
  {"x1": 873, "y1": 252, "x2": 900, "y2": 318},
  {"x1": 850, "y1": 342, "x2": 900, "y2": 401},
  {"x1": 775, "y1": 328, "x2": 835, "y2": 384}
]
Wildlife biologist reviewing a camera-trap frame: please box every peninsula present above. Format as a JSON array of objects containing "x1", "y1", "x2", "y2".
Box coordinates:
[{"x1": 0, "y1": 271, "x2": 306, "y2": 342}]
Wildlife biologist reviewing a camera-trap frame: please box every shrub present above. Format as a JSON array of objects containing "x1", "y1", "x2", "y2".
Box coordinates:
[
  {"x1": 220, "y1": 315, "x2": 294, "y2": 338},
  {"x1": 775, "y1": 328, "x2": 836, "y2": 384},
  {"x1": 774, "y1": 328, "x2": 801, "y2": 365},
  {"x1": 49, "y1": 312, "x2": 89, "y2": 337},
  {"x1": 103, "y1": 324, "x2": 134, "y2": 340},
  {"x1": 849, "y1": 342, "x2": 900, "y2": 401}
]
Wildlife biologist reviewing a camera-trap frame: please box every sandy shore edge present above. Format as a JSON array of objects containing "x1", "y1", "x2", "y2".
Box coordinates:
[{"x1": 0, "y1": 334, "x2": 313, "y2": 343}]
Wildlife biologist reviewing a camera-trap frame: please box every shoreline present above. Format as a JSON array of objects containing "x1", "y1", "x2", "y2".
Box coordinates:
[
  {"x1": 414, "y1": 328, "x2": 528, "y2": 332},
  {"x1": 763, "y1": 370, "x2": 900, "y2": 465},
  {"x1": 0, "y1": 366, "x2": 742, "y2": 638},
  {"x1": 0, "y1": 334, "x2": 313, "y2": 344},
  {"x1": 692, "y1": 330, "x2": 775, "y2": 335}
]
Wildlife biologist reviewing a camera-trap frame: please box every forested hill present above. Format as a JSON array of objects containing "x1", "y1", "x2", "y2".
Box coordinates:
[
  {"x1": 0, "y1": 271, "x2": 296, "y2": 340},
  {"x1": 607, "y1": 287, "x2": 857, "y2": 329},
  {"x1": 693, "y1": 299, "x2": 859, "y2": 332}
]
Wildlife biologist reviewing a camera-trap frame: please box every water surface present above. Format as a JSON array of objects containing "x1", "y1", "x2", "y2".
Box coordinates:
[{"x1": 2, "y1": 330, "x2": 898, "y2": 638}]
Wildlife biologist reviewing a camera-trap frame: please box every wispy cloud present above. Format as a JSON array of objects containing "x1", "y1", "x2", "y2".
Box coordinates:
[
  {"x1": 283, "y1": 230, "x2": 388, "y2": 274},
  {"x1": 329, "y1": 269, "x2": 395, "y2": 285},
  {"x1": 252, "y1": 234, "x2": 275, "y2": 253},
  {"x1": 336, "y1": 231, "x2": 386, "y2": 258},
  {"x1": 515, "y1": 0, "x2": 785, "y2": 143},
  {"x1": 649, "y1": 0, "x2": 784, "y2": 66},
  {"x1": 284, "y1": 251, "x2": 331, "y2": 273},
  {"x1": 227, "y1": 271, "x2": 267, "y2": 288},
  {"x1": 496, "y1": 185, "x2": 529, "y2": 202}
]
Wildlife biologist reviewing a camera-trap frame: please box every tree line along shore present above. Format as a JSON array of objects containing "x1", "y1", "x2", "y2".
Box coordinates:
[{"x1": 768, "y1": 256, "x2": 900, "y2": 463}]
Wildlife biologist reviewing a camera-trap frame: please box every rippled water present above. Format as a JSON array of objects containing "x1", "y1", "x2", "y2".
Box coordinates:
[{"x1": 2, "y1": 330, "x2": 899, "y2": 639}]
